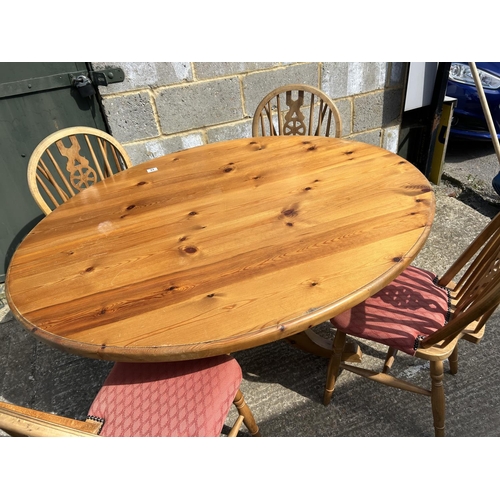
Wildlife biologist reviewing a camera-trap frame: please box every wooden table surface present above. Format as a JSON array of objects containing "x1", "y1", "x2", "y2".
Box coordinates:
[{"x1": 6, "y1": 136, "x2": 435, "y2": 362}]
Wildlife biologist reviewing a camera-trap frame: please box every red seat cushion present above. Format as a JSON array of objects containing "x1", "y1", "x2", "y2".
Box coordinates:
[
  {"x1": 331, "y1": 266, "x2": 450, "y2": 355},
  {"x1": 87, "y1": 355, "x2": 242, "y2": 437}
]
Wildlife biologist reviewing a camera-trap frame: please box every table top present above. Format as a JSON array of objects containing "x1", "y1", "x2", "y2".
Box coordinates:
[{"x1": 6, "y1": 136, "x2": 435, "y2": 362}]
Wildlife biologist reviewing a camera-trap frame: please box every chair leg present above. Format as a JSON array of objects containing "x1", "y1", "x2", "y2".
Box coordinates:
[
  {"x1": 448, "y1": 345, "x2": 458, "y2": 375},
  {"x1": 323, "y1": 330, "x2": 347, "y2": 405},
  {"x1": 232, "y1": 389, "x2": 261, "y2": 436},
  {"x1": 430, "y1": 360, "x2": 445, "y2": 437},
  {"x1": 383, "y1": 347, "x2": 398, "y2": 374}
]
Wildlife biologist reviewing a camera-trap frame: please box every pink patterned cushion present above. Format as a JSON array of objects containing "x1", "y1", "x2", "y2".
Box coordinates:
[
  {"x1": 331, "y1": 266, "x2": 450, "y2": 355},
  {"x1": 87, "y1": 355, "x2": 242, "y2": 437}
]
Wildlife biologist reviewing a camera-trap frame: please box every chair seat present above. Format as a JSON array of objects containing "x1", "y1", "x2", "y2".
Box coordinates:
[
  {"x1": 87, "y1": 356, "x2": 242, "y2": 437},
  {"x1": 331, "y1": 266, "x2": 451, "y2": 355}
]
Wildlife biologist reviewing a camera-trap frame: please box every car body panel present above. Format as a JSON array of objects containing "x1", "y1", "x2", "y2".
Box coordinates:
[{"x1": 446, "y1": 62, "x2": 500, "y2": 141}]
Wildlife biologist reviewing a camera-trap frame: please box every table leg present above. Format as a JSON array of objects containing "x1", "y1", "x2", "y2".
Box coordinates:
[{"x1": 286, "y1": 328, "x2": 362, "y2": 362}]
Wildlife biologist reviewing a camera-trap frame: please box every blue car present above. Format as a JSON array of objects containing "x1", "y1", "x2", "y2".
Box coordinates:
[{"x1": 446, "y1": 62, "x2": 500, "y2": 141}]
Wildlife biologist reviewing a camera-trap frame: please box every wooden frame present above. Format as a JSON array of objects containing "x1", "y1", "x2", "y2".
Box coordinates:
[
  {"x1": 0, "y1": 400, "x2": 102, "y2": 437},
  {"x1": 27, "y1": 126, "x2": 133, "y2": 215},
  {"x1": 252, "y1": 84, "x2": 342, "y2": 138}
]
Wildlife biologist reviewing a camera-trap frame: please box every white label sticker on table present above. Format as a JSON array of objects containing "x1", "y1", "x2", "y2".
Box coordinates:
[{"x1": 147, "y1": 167, "x2": 158, "y2": 173}]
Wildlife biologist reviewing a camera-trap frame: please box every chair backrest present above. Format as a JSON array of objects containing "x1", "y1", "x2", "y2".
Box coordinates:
[
  {"x1": 252, "y1": 84, "x2": 342, "y2": 138},
  {"x1": 422, "y1": 212, "x2": 500, "y2": 347},
  {"x1": 27, "y1": 126, "x2": 133, "y2": 215}
]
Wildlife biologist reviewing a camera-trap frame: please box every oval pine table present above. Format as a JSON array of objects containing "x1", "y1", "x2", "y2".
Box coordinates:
[{"x1": 6, "y1": 136, "x2": 435, "y2": 362}]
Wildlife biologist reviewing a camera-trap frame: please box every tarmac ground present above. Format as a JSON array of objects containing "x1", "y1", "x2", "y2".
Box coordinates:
[{"x1": 1, "y1": 138, "x2": 500, "y2": 438}]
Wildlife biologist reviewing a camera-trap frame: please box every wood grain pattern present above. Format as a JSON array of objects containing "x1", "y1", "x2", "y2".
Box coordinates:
[{"x1": 6, "y1": 136, "x2": 435, "y2": 361}]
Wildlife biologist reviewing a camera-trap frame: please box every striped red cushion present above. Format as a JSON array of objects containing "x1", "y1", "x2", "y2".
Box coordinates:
[{"x1": 331, "y1": 266, "x2": 450, "y2": 355}]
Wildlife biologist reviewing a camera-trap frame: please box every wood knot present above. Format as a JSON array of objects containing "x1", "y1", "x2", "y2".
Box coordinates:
[
  {"x1": 183, "y1": 246, "x2": 198, "y2": 254},
  {"x1": 282, "y1": 208, "x2": 298, "y2": 217},
  {"x1": 406, "y1": 184, "x2": 432, "y2": 192}
]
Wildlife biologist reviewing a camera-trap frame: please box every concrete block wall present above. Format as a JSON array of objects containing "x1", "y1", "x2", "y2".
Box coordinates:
[{"x1": 92, "y1": 62, "x2": 408, "y2": 165}]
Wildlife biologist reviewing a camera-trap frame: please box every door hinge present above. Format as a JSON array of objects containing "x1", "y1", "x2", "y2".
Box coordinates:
[{"x1": 0, "y1": 66, "x2": 125, "y2": 99}]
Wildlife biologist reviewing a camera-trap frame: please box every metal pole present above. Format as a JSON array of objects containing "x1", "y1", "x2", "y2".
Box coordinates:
[{"x1": 468, "y1": 62, "x2": 500, "y2": 166}]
